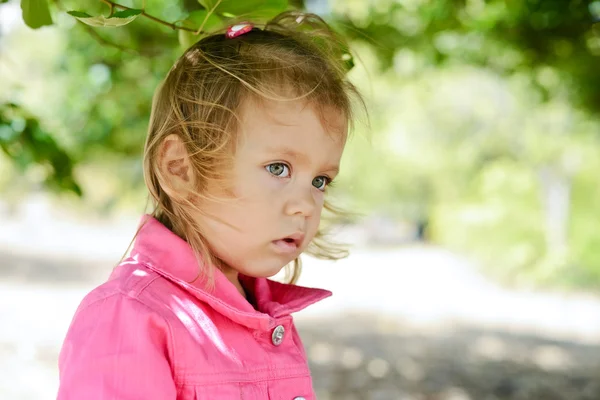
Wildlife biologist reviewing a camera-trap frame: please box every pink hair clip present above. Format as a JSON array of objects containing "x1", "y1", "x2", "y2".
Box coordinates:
[{"x1": 225, "y1": 22, "x2": 254, "y2": 39}]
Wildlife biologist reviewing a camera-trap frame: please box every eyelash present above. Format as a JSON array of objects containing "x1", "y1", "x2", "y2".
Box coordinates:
[{"x1": 265, "y1": 162, "x2": 334, "y2": 191}]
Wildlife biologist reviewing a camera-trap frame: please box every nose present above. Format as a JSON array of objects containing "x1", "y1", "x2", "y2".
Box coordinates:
[{"x1": 284, "y1": 185, "x2": 317, "y2": 217}]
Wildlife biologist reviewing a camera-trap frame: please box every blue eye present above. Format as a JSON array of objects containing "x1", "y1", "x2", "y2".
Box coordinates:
[
  {"x1": 266, "y1": 163, "x2": 290, "y2": 177},
  {"x1": 312, "y1": 176, "x2": 331, "y2": 191}
]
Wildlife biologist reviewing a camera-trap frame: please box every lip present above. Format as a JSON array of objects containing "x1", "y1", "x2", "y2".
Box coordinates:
[{"x1": 271, "y1": 232, "x2": 305, "y2": 254}]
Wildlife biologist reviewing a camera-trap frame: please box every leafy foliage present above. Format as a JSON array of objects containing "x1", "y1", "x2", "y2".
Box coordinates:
[
  {"x1": 20, "y1": 0, "x2": 52, "y2": 28},
  {"x1": 0, "y1": 103, "x2": 80, "y2": 195}
]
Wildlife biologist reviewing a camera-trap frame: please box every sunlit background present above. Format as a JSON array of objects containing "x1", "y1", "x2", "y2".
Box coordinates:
[{"x1": 2, "y1": 0, "x2": 600, "y2": 399}]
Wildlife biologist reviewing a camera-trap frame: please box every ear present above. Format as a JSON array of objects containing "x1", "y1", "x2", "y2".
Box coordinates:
[{"x1": 159, "y1": 134, "x2": 195, "y2": 193}]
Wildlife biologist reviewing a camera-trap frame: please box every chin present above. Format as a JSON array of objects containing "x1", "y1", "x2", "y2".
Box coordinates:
[
  {"x1": 241, "y1": 261, "x2": 288, "y2": 279},
  {"x1": 251, "y1": 267, "x2": 285, "y2": 279}
]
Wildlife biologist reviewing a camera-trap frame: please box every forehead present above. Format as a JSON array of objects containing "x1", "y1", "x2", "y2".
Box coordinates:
[{"x1": 237, "y1": 98, "x2": 347, "y2": 148}]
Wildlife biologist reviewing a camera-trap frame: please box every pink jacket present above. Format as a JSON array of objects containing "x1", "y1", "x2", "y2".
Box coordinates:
[{"x1": 57, "y1": 216, "x2": 331, "y2": 400}]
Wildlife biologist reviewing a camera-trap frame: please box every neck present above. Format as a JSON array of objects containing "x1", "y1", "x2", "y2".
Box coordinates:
[{"x1": 220, "y1": 265, "x2": 246, "y2": 299}]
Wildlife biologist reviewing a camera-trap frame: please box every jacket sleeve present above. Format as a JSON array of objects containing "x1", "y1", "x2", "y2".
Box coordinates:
[{"x1": 57, "y1": 294, "x2": 177, "y2": 400}]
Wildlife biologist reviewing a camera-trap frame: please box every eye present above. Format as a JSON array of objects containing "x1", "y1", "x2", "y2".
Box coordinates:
[
  {"x1": 266, "y1": 163, "x2": 290, "y2": 178},
  {"x1": 312, "y1": 176, "x2": 331, "y2": 191}
]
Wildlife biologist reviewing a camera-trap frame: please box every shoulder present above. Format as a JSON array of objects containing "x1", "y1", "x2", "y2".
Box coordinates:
[
  {"x1": 69, "y1": 259, "x2": 214, "y2": 337},
  {"x1": 75, "y1": 260, "x2": 179, "y2": 316},
  {"x1": 58, "y1": 262, "x2": 179, "y2": 399},
  {"x1": 61, "y1": 261, "x2": 179, "y2": 361}
]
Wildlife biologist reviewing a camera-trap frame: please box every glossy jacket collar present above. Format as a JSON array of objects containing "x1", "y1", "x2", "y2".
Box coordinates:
[{"x1": 128, "y1": 215, "x2": 331, "y2": 331}]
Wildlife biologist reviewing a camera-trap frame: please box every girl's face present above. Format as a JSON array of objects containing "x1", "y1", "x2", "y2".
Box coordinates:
[{"x1": 196, "y1": 99, "x2": 347, "y2": 280}]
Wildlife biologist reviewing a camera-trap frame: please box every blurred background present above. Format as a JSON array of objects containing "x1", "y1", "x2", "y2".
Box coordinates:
[{"x1": 2, "y1": 0, "x2": 600, "y2": 399}]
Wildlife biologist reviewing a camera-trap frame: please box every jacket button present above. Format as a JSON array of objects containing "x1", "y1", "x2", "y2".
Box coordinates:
[
  {"x1": 272, "y1": 325, "x2": 285, "y2": 346},
  {"x1": 293, "y1": 397, "x2": 306, "y2": 400}
]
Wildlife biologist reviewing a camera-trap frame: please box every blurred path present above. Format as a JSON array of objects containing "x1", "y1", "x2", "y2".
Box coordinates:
[{"x1": 296, "y1": 249, "x2": 600, "y2": 345}]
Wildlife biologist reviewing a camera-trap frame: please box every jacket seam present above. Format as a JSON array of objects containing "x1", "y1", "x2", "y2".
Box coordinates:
[
  {"x1": 178, "y1": 363, "x2": 307, "y2": 376},
  {"x1": 175, "y1": 370, "x2": 311, "y2": 386},
  {"x1": 133, "y1": 271, "x2": 163, "y2": 294},
  {"x1": 72, "y1": 291, "x2": 120, "y2": 316}
]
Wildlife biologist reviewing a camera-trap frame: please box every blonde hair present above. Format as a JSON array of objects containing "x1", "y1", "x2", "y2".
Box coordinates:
[{"x1": 140, "y1": 11, "x2": 363, "y2": 284}]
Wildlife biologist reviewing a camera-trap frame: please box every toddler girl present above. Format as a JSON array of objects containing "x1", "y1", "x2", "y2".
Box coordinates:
[{"x1": 57, "y1": 10, "x2": 361, "y2": 400}]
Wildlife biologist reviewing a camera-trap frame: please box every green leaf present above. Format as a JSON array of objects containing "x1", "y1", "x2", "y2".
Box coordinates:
[
  {"x1": 67, "y1": 9, "x2": 143, "y2": 27},
  {"x1": 112, "y1": 9, "x2": 143, "y2": 18},
  {"x1": 67, "y1": 11, "x2": 92, "y2": 18},
  {"x1": 198, "y1": 0, "x2": 288, "y2": 21},
  {"x1": 21, "y1": 0, "x2": 53, "y2": 29}
]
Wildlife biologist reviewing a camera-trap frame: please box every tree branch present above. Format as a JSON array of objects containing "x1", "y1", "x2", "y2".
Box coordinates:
[
  {"x1": 100, "y1": 0, "x2": 200, "y2": 32},
  {"x1": 100, "y1": 0, "x2": 114, "y2": 17},
  {"x1": 196, "y1": 0, "x2": 222, "y2": 34}
]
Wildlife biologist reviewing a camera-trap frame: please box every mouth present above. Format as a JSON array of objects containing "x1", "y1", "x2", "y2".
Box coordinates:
[{"x1": 272, "y1": 232, "x2": 305, "y2": 253}]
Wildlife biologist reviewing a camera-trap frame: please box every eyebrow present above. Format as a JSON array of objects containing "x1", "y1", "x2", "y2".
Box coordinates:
[{"x1": 266, "y1": 146, "x2": 339, "y2": 174}]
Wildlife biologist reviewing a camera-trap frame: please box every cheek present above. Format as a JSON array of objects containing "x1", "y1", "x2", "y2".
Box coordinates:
[
  {"x1": 242, "y1": 182, "x2": 289, "y2": 212},
  {"x1": 308, "y1": 196, "x2": 325, "y2": 231},
  {"x1": 314, "y1": 191, "x2": 326, "y2": 206},
  {"x1": 231, "y1": 167, "x2": 278, "y2": 199},
  {"x1": 311, "y1": 190, "x2": 326, "y2": 214}
]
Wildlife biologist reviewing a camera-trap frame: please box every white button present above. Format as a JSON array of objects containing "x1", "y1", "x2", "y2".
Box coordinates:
[
  {"x1": 272, "y1": 325, "x2": 285, "y2": 346},
  {"x1": 293, "y1": 397, "x2": 306, "y2": 400}
]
